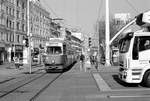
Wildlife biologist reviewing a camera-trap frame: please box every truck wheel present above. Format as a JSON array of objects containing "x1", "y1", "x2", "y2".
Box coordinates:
[{"x1": 143, "y1": 71, "x2": 150, "y2": 87}]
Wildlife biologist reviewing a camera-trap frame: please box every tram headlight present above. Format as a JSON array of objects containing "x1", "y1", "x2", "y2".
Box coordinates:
[
  {"x1": 52, "y1": 60, "x2": 55, "y2": 64},
  {"x1": 46, "y1": 57, "x2": 49, "y2": 60}
]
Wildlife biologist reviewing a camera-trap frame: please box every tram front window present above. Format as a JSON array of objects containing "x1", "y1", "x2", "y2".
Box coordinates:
[{"x1": 47, "y1": 46, "x2": 62, "y2": 54}]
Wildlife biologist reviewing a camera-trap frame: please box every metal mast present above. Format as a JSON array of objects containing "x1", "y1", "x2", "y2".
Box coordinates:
[
  {"x1": 27, "y1": 0, "x2": 32, "y2": 73},
  {"x1": 105, "y1": 0, "x2": 111, "y2": 66}
]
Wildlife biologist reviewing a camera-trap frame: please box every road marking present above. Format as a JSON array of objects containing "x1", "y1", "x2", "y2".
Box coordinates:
[
  {"x1": 109, "y1": 95, "x2": 150, "y2": 98},
  {"x1": 112, "y1": 88, "x2": 150, "y2": 92},
  {"x1": 93, "y1": 73, "x2": 111, "y2": 91},
  {"x1": 86, "y1": 94, "x2": 150, "y2": 99}
]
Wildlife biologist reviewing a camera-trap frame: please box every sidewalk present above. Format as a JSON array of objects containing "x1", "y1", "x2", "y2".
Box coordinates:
[
  {"x1": 97, "y1": 63, "x2": 120, "y2": 73},
  {"x1": 0, "y1": 63, "x2": 44, "y2": 83},
  {"x1": 91, "y1": 62, "x2": 120, "y2": 91}
]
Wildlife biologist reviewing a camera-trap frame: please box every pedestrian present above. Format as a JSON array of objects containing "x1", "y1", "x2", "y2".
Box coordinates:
[
  {"x1": 80, "y1": 54, "x2": 85, "y2": 71},
  {"x1": 14, "y1": 57, "x2": 20, "y2": 69},
  {"x1": 90, "y1": 55, "x2": 94, "y2": 65}
]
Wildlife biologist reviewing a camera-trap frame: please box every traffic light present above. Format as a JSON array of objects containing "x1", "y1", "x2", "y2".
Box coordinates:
[
  {"x1": 88, "y1": 37, "x2": 92, "y2": 47},
  {"x1": 24, "y1": 38, "x2": 29, "y2": 47}
]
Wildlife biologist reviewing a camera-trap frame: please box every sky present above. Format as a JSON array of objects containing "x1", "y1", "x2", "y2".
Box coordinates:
[{"x1": 41, "y1": 0, "x2": 150, "y2": 36}]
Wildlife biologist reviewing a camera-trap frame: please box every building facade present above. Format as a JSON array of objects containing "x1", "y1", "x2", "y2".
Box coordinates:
[
  {"x1": 0, "y1": 0, "x2": 27, "y2": 64},
  {"x1": 71, "y1": 32, "x2": 83, "y2": 55},
  {"x1": 30, "y1": 0, "x2": 51, "y2": 51},
  {"x1": 50, "y1": 21, "x2": 61, "y2": 38}
]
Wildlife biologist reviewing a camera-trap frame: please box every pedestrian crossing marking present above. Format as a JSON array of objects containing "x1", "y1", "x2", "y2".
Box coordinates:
[{"x1": 93, "y1": 73, "x2": 111, "y2": 91}]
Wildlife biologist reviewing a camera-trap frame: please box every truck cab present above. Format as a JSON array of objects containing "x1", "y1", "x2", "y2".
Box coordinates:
[{"x1": 119, "y1": 31, "x2": 150, "y2": 87}]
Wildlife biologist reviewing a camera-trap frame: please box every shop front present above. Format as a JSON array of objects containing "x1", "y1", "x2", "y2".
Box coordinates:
[
  {"x1": 0, "y1": 42, "x2": 6, "y2": 65},
  {"x1": 11, "y1": 45, "x2": 23, "y2": 61},
  {"x1": 0, "y1": 47, "x2": 5, "y2": 65}
]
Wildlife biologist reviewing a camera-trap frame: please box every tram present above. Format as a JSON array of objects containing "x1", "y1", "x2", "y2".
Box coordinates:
[{"x1": 43, "y1": 38, "x2": 76, "y2": 73}]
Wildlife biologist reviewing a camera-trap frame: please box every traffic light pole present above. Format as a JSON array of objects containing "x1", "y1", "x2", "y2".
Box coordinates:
[
  {"x1": 27, "y1": 0, "x2": 32, "y2": 74},
  {"x1": 13, "y1": 0, "x2": 17, "y2": 60}
]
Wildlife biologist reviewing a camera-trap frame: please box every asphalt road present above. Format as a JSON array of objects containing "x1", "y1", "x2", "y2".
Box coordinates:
[{"x1": 0, "y1": 62, "x2": 150, "y2": 101}]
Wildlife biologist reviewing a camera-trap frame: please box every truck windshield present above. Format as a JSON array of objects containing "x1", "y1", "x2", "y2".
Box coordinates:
[
  {"x1": 46, "y1": 46, "x2": 62, "y2": 54},
  {"x1": 119, "y1": 38, "x2": 131, "y2": 53}
]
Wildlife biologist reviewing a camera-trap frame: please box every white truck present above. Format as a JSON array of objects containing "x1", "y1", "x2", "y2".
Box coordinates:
[
  {"x1": 110, "y1": 11, "x2": 150, "y2": 87},
  {"x1": 118, "y1": 31, "x2": 150, "y2": 87}
]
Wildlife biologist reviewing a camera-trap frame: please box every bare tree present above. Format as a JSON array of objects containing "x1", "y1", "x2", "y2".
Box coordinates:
[{"x1": 94, "y1": 17, "x2": 127, "y2": 63}]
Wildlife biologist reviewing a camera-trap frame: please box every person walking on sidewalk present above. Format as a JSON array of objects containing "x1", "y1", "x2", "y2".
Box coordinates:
[
  {"x1": 80, "y1": 54, "x2": 85, "y2": 71},
  {"x1": 14, "y1": 56, "x2": 20, "y2": 69}
]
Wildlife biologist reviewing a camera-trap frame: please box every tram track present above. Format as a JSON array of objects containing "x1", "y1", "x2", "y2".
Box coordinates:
[
  {"x1": 29, "y1": 73, "x2": 63, "y2": 101},
  {"x1": 0, "y1": 71, "x2": 63, "y2": 101},
  {"x1": 0, "y1": 72, "x2": 46, "y2": 99}
]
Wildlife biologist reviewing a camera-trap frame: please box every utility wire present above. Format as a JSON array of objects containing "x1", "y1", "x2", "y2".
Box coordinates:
[
  {"x1": 125, "y1": 0, "x2": 139, "y2": 14},
  {"x1": 42, "y1": 0, "x2": 60, "y2": 18},
  {"x1": 42, "y1": 0, "x2": 77, "y2": 29},
  {"x1": 97, "y1": 0, "x2": 103, "y2": 21}
]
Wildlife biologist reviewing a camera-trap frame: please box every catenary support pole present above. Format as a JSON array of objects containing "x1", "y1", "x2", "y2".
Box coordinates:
[
  {"x1": 105, "y1": 0, "x2": 111, "y2": 66},
  {"x1": 27, "y1": 0, "x2": 32, "y2": 74}
]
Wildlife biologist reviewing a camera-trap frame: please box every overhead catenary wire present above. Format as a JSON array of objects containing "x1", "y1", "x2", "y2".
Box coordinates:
[
  {"x1": 125, "y1": 0, "x2": 139, "y2": 14},
  {"x1": 42, "y1": 0, "x2": 78, "y2": 30},
  {"x1": 42, "y1": 0, "x2": 60, "y2": 18},
  {"x1": 97, "y1": 0, "x2": 104, "y2": 22}
]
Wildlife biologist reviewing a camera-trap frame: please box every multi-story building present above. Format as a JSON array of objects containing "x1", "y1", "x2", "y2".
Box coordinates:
[
  {"x1": 50, "y1": 21, "x2": 61, "y2": 38},
  {"x1": 0, "y1": 0, "x2": 27, "y2": 64},
  {"x1": 71, "y1": 32, "x2": 83, "y2": 54},
  {"x1": 30, "y1": 0, "x2": 51, "y2": 51},
  {"x1": 71, "y1": 34, "x2": 82, "y2": 54}
]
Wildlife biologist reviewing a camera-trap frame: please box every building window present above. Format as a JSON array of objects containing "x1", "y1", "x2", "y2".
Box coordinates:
[
  {"x1": 9, "y1": 20, "x2": 12, "y2": 28},
  {"x1": 6, "y1": 33, "x2": 9, "y2": 42},
  {"x1": 10, "y1": 34, "x2": 14, "y2": 42},
  {"x1": 22, "y1": 13, "x2": 24, "y2": 20},
  {"x1": 1, "y1": 32, "x2": 3, "y2": 41},
  {"x1": 17, "y1": 0, "x2": 19, "y2": 7},
  {"x1": 22, "y1": 2, "x2": 25, "y2": 9},
  {"x1": 9, "y1": 8, "x2": 11, "y2": 15},
  {"x1": 17, "y1": 10, "x2": 19, "y2": 19},
  {"x1": 12, "y1": 22, "x2": 14, "y2": 29},
  {"x1": 9, "y1": 34, "x2": 11, "y2": 42},
  {"x1": 2, "y1": 32, "x2": 6, "y2": 41},
  {"x1": 17, "y1": 22, "x2": 20, "y2": 30},
  {"x1": 13, "y1": 9, "x2": 15, "y2": 16},
  {"x1": 22, "y1": 24, "x2": 25, "y2": 32},
  {"x1": 6, "y1": 18, "x2": 9, "y2": 28},
  {"x1": 6, "y1": 7, "x2": 8, "y2": 14},
  {"x1": 0, "y1": 32, "x2": 1, "y2": 41},
  {"x1": 17, "y1": 35, "x2": 19, "y2": 43}
]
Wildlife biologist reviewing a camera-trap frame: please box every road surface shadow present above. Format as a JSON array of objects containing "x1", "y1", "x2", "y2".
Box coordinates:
[
  {"x1": 112, "y1": 74, "x2": 140, "y2": 87},
  {"x1": 45, "y1": 61, "x2": 77, "y2": 73}
]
